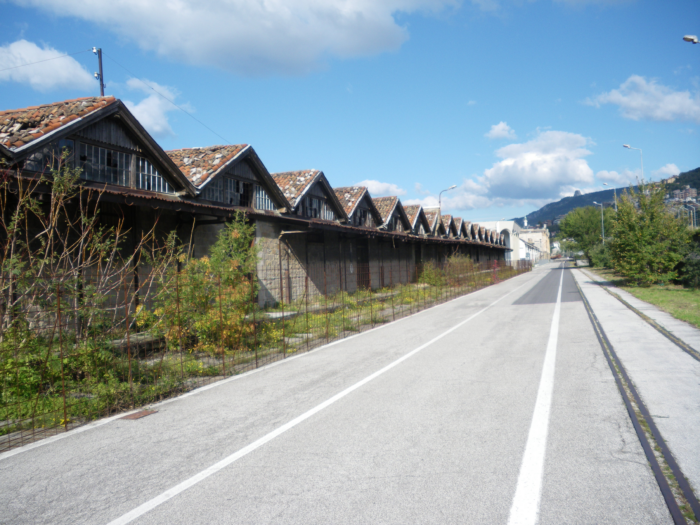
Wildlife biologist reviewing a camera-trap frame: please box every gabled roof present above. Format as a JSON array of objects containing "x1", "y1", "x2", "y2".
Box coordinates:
[
  {"x1": 462, "y1": 221, "x2": 472, "y2": 240},
  {"x1": 166, "y1": 145, "x2": 247, "y2": 188},
  {"x1": 0, "y1": 96, "x2": 195, "y2": 195},
  {"x1": 403, "y1": 204, "x2": 432, "y2": 234},
  {"x1": 166, "y1": 144, "x2": 289, "y2": 209},
  {"x1": 371, "y1": 196, "x2": 412, "y2": 230},
  {"x1": 471, "y1": 223, "x2": 481, "y2": 240},
  {"x1": 441, "y1": 214, "x2": 458, "y2": 237},
  {"x1": 333, "y1": 186, "x2": 383, "y2": 224},
  {"x1": 424, "y1": 208, "x2": 446, "y2": 236},
  {"x1": 0, "y1": 96, "x2": 118, "y2": 154},
  {"x1": 272, "y1": 170, "x2": 348, "y2": 221},
  {"x1": 453, "y1": 217, "x2": 463, "y2": 237}
]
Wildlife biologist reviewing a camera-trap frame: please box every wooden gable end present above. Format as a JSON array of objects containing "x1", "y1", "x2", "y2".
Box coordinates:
[
  {"x1": 17, "y1": 102, "x2": 193, "y2": 196},
  {"x1": 414, "y1": 210, "x2": 431, "y2": 236},
  {"x1": 294, "y1": 173, "x2": 348, "y2": 222},
  {"x1": 198, "y1": 152, "x2": 288, "y2": 212},
  {"x1": 350, "y1": 193, "x2": 382, "y2": 228}
]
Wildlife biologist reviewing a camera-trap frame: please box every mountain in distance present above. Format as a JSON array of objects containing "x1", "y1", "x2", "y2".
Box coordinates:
[{"x1": 513, "y1": 167, "x2": 700, "y2": 228}]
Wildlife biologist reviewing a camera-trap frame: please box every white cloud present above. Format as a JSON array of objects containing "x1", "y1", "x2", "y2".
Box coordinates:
[
  {"x1": 652, "y1": 163, "x2": 681, "y2": 179},
  {"x1": 467, "y1": 100, "x2": 477, "y2": 106},
  {"x1": 405, "y1": 179, "x2": 491, "y2": 212},
  {"x1": 481, "y1": 130, "x2": 595, "y2": 200},
  {"x1": 587, "y1": 75, "x2": 700, "y2": 123},
  {"x1": 17, "y1": 0, "x2": 456, "y2": 76},
  {"x1": 0, "y1": 39, "x2": 94, "y2": 92},
  {"x1": 123, "y1": 79, "x2": 187, "y2": 138},
  {"x1": 485, "y1": 121, "x2": 516, "y2": 140},
  {"x1": 414, "y1": 182, "x2": 430, "y2": 195},
  {"x1": 595, "y1": 169, "x2": 640, "y2": 186},
  {"x1": 355, "y1": 179, "x2": 406, "y2": 197},
  {"x1": 403, "y1": 196, "x2": 439, "y2": 208}
]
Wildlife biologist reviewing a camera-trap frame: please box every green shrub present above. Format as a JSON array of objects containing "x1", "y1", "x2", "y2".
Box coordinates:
[{"x1": 588, "y1": 243, "x2": 611, "y2": 268}]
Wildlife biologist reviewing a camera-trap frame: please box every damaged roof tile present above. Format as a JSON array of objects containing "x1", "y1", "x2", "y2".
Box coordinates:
[
  {"x1": 371, "y1": 196, "x2": 398, "y2": 224},
  {"x1": 271, "y1": 170, "x2": 321, "y2": 208},
  {"x1": 0, "y1": 96, "x2": 117, "y2": 151},
  {"x1": 333, "y1": 186, "x2": 366, "y2": 217},
  {"x1": 166, "y1": 144, "x2": 248, "y2": 188}
]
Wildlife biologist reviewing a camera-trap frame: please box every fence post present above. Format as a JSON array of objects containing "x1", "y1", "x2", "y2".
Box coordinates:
[
  {"x1": 305, "y1": 275, "x2": 309, "y2": 352},
  {"x1": 324, "y1": 267, "x2": 329, "y2": 343},
  {"x1": 218, "y1": 275, "x2": 226, "y2": 377},
  {"x1": 56, "y1": 285, "x2": 68, "y2": 432},
  {"x1": 176, "y1": 271, "x2": 184, "y2": 378},
  {"x1": 390, "y1": 267, "x2": 395, "y2": 322},
  {"x1": 123, "y1": 277, "x2": 134, "y2": 406},
  {"x1": 281, "y1": 289, "x2": 286, "y2": 358}
]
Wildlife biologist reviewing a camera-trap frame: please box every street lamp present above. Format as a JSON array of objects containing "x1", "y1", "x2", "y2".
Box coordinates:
[
  {"x1": 623, "y1": 144, "x2": 644, "y2": 181},
  {"x1": 439, "y1": 185, "x2": 457, "y2": 211},
  {"x1": 683, "y1": 35, "x2": 698, "y2": 44},
  {"x1": 593, "y1": 201, "x2": 605, "y2": 244},
  {"x1": 603, "y1": 182, "x2": 617, "y2": 211}
]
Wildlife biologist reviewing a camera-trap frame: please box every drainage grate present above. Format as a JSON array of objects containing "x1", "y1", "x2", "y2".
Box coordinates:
[{"x1": 121, "y1": 410, "x2": 157, "y2": 420}]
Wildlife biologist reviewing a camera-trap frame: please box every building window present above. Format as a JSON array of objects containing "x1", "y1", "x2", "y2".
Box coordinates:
[
  {"x1": 255, "y1": 184, "x2": 275, "y2": 210},
  {"x1": 24, "y1": 139, "x2": 75, "y2": 172},
  {"x1": 303, "y1": 196, "x2": 320, "y2": 218},
  {"x1": 202, "y1": 177, "x2": 253, "y2": 207},
  {"x1": 321, "y1": 201, "x2": 335, "y2": 221},
  {"x1": 136, "y1": 157, "x2": 173, "y2": 194},
  {"x1": 354, "y1": 208, "x2": 371, "y2": 227},
  {"x1": 79, "y1": 143, "x2": 130, "y2": 187}
]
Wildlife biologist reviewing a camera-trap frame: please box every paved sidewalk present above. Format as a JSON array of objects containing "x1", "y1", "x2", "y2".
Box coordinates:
[
  {"x1": 572, "y1": 269, "x2": 700, "y2": 498},
  {"x1": 581, "y1": 268, "x2": 700, "y2": 353}
]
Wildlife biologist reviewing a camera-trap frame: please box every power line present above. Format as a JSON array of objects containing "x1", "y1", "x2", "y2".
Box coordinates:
[
  {"x1": 102, "y1": 51, "x2": 233, "y2": 145},
  {"x1": 0, "y1": 48, "x2": 93, "y2": 73}
]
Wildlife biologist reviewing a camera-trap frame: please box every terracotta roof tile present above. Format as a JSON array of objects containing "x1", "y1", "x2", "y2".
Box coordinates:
[
  {"x1": 441, "y1": 214, "x2": 453, "y2": 231},
  {"x1": 424, "y1": 209, "x2": 440, "y2": 230},
  {"x1": 166, "y1": 144, "x2": 248, "y2": 188},
  {"x1": 333, "y1": 186, "x2": 366, "y2": 217},
  {"x1": 463, "y1": 221, "x2": 472, "y2": 238},
  {"x1": 372, "y1": 196, "x2": 398, "y2": 224},
  {"x1": 403, "y1": 205, "x2": 421, "y2": 227},
  {"x1": 0, "y1": 96, "x2": 117, "y2": 151},
  {"x1": 271, "y1": 170, "x2": 320, "y2": 208}
]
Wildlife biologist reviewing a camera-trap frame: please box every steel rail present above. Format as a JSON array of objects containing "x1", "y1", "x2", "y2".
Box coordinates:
[{"x1": 574, "y1": 270, "x2": 700, "y2": 523}]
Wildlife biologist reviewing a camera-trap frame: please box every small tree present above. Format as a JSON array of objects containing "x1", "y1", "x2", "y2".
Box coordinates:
[
  {"x1": 610, "y1": 181, "x2": 691, "y2": 285},
  {"x1": 558, "y1": 206, "x2": 614, "y2": 262}
]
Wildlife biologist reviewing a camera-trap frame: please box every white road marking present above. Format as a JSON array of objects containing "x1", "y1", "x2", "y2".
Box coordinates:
[
  {"x1": 508, "y1": 265, "x2": 564, "y2": 525},
  {"x1": 106, "y1": 276, "x2": 534, "y2": 525}
]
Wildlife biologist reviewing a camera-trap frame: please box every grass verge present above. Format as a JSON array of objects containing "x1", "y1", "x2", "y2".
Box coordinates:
[{"x1": 589, "y1": 268, "x2": 700, "y2": 330}]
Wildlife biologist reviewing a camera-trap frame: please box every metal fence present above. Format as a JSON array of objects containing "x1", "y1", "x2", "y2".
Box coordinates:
[{"x1": 0, "y1": 258, "x2": 531, "y2": 452}]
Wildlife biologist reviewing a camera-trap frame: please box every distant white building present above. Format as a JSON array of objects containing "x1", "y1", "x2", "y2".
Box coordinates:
[{"x1": 478, "y1": 218, "x2": 550, "y2": 263}]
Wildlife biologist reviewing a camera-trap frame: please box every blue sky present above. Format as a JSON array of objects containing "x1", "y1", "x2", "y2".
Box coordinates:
[{"x1": 1, "y1": 0, "x2": 699, "y2": 221}]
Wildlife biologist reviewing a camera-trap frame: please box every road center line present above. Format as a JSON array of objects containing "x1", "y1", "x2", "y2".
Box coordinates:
[
  {"x1": 107, "y1": 276, "x2": 534, "y2": 525},
  {"x1": 508, "y1": 265, "x2": 564, "y2": 525}
]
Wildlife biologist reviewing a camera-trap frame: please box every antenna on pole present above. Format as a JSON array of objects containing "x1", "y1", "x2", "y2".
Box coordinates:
[{"x1": 93, "y1": 47, "x2": 105, "y2": 96}]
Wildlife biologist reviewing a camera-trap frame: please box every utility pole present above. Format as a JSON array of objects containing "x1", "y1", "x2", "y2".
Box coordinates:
[{"x1": 93, "y1": 47, "x2": 105, "y2": 97}]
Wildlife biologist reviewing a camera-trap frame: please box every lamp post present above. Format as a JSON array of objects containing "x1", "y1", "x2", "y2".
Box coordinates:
[
  {"x1": 593, "y1": 201, "x2": 605, "y2": 244},
  {"x1": 439, "y1": 185, "x2": 456, "y2": 211},
  {"x1": 623, "y1": 144, "x2": 644, "y2": 181},
  {"x1": 603, "y1": 182, "x2": 617, "y2": 211},
  {"x1": 683, "y1": 35, "x2": 698, "y2": 44}
]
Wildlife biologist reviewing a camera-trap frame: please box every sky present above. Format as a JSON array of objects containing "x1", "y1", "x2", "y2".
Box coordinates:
[{"x1": 1, "y1": 0, "x2": 699, "y2": 222}]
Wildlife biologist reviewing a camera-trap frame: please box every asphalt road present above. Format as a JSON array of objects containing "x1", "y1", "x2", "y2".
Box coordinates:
[{"x1": 0, "y1": 262, "x2": 674, "y2": 524}]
